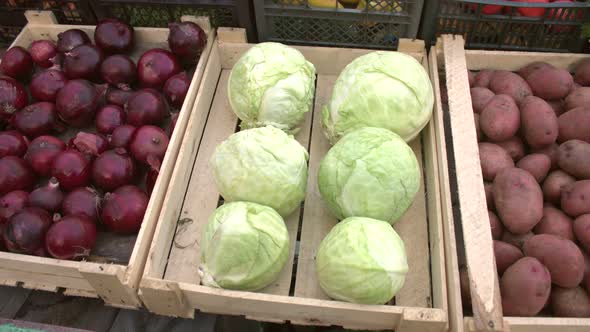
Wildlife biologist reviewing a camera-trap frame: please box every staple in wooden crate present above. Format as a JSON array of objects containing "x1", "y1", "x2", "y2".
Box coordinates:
[
  {"x1": 140, "y1": 28, "x2": 453, "y2": 331},
  {"x1": 0, "y1": 10, "x2": 215, "y2": 308}
]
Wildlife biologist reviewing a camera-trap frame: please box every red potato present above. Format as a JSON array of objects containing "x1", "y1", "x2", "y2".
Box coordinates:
[
  {"x1": 493, "y1": 168, "x2": 543, "y2": 234},
  {"x1": 468, "y1": 70, "x2": 475, "y2": 87},
  {"x1": 551, "y1": 286, "x2": 590, "y2": 318},
  {"x1": 479, "y1": 142, "x2": 515, "y2": 181},
  {"x1": 558, "y1": 107, "x2": 590, "y2": 143},
  {"x1": 518, "y1": 61, "x2": 554, "y2": 79},
  {"x1": 547, "y1": 99, "x2": 565, "y2": 117},
  {"x1": 532, "y1": 143, "x2": 559, "y2": 170},
  {"x1": 557, "y1": 140, "x2": 590, "y2": 179},
  {"x1": 489, "y1": 70, "x2": 532, "y2": 104},
  {"x1": 520, "y1": 96, "x2": 558, "y2": 149},
  {"x1": 543, "y1": 170, "x2": 576, "y2": 205},
  {"x1": 574, "y1": 214, "x2": 590, "y2": 253},
  {"x1": 524, "y1": 234, "x2": 585, "y2": 288},
  {"x1": 485, "y1": 181, "x2": 495, "y2": 210},
  {"x1": 490, "y1": 210, "x2": 503, "y2": 240},
  {"x1": 565, "y1": 87, "x2": 590, "y2": 110},
  {"x1": 497, "y1": 137, "x2": 526, "y2": 162},
  {"x1": 474, "y1": 113, "x2": 482, "y2": 141},
  {"x1": 502, "y1": 231, "x2": 534, "y2": 250},
  {"x1": 494, "y1": 240, "x2": 524, "y2": 275},
  {"x1": 501, "y1": 257, "x2": 551, "y2": 317},
  {"x1": 480, "y1": 94, "x2": 520, "y2": 142},
  {"x1": 526, "y1": 67, "x2": 574, "y2": 100},
  {"x1": 471, "y1": 87, "x2": 495, "y2": 114},
  {"x1": 474, "y1": 70, "x2": 494, "y2": 88},
  {"x1": 562, "y1": 180, "x2": 590, "y2": 217},
  {"x1": 574, "y1": 58, "x2": 590, "y2": 86},
  {"x1": 516, "y1": 154, "x2": 551, "y2": 183},
  {"x1": 533, "y1": 205, "x2": 574, "y2": 241}
]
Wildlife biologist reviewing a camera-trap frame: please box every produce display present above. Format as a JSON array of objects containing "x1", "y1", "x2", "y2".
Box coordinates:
[
  {"x1": 199, "y1": 42, "x2": 433, "y2": 306},
  {"x1": 465, "y1": 59, "x2": 590, "y2": 317},
  {"x1": 0, "y1": 19, "x2": 207, "y2": 261}
]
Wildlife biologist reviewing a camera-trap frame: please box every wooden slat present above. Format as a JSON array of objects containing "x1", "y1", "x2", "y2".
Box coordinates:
[
  {"x1": 0, "y1": 286, "x2": 31, "y2": 318},
  {"x1": 0, "y1": 269, "x2": 94, "y2": 293},
  {"x1": 0, "y1": 253, "x2": 86, "y2": 278},
  {"x1": 140, "y1": 277, "x2": 194, "y2": 319},
  {"x1": 441, "y1": 35, "x2": 503, "y2": 332},
  {"x1": 462, "y1": 49, "x2": 588, "y2": 72},
  {"x1": 502, "y1": 317, "x2": 590, "y2": 332},
  {"x1": 78, "y1": 264, "x2": 140, "y2": 308}
]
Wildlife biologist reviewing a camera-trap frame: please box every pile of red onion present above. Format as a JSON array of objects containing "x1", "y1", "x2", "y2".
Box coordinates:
[{"x1": 0, "y1": 18, "x2": 206, "y2": 261}]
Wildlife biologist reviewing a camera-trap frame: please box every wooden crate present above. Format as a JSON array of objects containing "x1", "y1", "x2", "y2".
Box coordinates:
[
  {"x1": 139, "y1": 27, "x2": 458, "y2": 331},
  {"x1": 0, "y1": 11, "x2": 215, "y2": 309},
  {"x1": 437, "y1": 35, "x2": 590, "y2": 332}
]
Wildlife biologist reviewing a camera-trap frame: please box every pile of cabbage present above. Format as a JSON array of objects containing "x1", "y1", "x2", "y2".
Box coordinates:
[{"x1": 198, "y1": 42, "x2": 434, "y2": 305}]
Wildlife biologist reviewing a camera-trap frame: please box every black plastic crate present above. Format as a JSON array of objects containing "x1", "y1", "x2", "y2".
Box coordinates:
[
  {"x1": 253, "y1": 0, "x2": 425, "y2": 50},
  {"x1": 91, "y1": 0, "x2": 256, "y2": 42},
  {"x1": 420, "y1": 0, "x2": 590, "y2": 53}
]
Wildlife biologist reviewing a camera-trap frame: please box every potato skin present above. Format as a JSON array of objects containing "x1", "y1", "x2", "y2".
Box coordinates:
[
  {"x1": 558, "y1": 107, "x2": 590, "y2": 143},
  {"x1": 471, "y1": 87, "x2": 495, "y2": 114},
  {"x1": 562, "y1": 180, "x2": 590, "y2": 217},
  {"x1": 494, "y1": 240, "x2": 524, "y2": 275},
  {"x1": 565, "y1": 87, "x2": 590, "y2": 110},
  {"x1": 501, "y1": 257, "x2": 551, "y2": 317},
  {"x1": 502, "y1": 231, "x2": 534, "y2": 250},
  {"x1": 480, "y1": 94, "x2": 521, "y2": 142},
  {"x1": 557, "y1": 140, "x2": 590, "y2": 179},
  {"x1": 526, "y1": 68, "x2": 574, "y2": 100},
  {"x1": 518, "y1": 61, "x2": 554, "y2": 79},
  {"x1": 523, "y1": 234, "x2": 585, "y2": 288},
  {"x1": 485, "y1": 181, "x2": 495, "y2": 210},
  {"x1": 574, "y1": 58, "x2": 590, "y2": 86},
  {"x1": 533, "y1": 205, "x2": 574, "y2": 241},
  {"x1": 532, "y1": 143, "x2": 559, "y2": 171},
  {"x1": 468, "y1": 70, "x2": 475, "y2": 87},
  {"x1": 489, "y1": 71, "x2": 533, "y2": 103},
  {"x1": 543, "y1": 170, "x2": 576, "y2": 205},
  {"x1": 547, "y1": 99, "x2": 565, "y2": 117},
  {"x1": 497, "y1": 137, "x2": 526, "y2": 162},
  {"x1": 490, "y1": 210, "x2": 503, "y2": 240},
  {"x1": 574, "y1": 214, "x2": 590, "y2": 253},
  {"x1": 516, "y1": 154, "x2": 551, "y2": 183},
  {"x1": 551, "y1": 286, "x2": 590, "y2": 318},
  {"x1": 520, "y1": 96, "x2": 558, "y2": 148},
  {"x1": 493, "y1": 168, "x2": 543, "y2": 234},
  {"x1": 474, "y1": 70, "x2": 494, "y2": 88},
  {"x1": 479, "y1": 142, "x2": 515, "y2": 181}
]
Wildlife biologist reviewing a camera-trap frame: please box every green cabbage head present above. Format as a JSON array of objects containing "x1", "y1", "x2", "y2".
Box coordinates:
[
  {"x1": 228, "y1": 42, "x2": 316, "y2": 133},
  {"x1": 210, "y1": 125, "x2": 309, "y2": 217},
  {"x1": 199, "y1": 201, "x2": 289, "y2": 291},
  {"x1": 318, "y1": 127, "x2": 420, "y2": 224},
  {"x1": 316, "y1": 217, "x2": 408, "y2": 304},
  {"x1": 321, "y1": 51, "x2": 434, "y2": 143}
]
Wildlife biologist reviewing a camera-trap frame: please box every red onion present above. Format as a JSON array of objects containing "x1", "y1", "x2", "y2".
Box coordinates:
[
  {"x1": 92, "y1": 148, "x2": 135, "y2": 191},
  {"x1": 0, "y1": 156, "x2": 35, "y2": 195},
  {"x1": 0, "y1": 46, "x2": 33, "y2": 80},
  {"x1": 130, "y1": 125, "x2": 169, "y2": 165},
  {"x1": 166, "y1": 112, "x2": 179, "y2": 138},
  {"x1": 0, "y1": 190, "x2": 28, "y2": 224},
  {"x1": 146, "y1": 164, "x2": 159, "y2": 194},
  {"x1": 13, "y1": 102, "x2": 57, "y2": 138},
  {"x1": 51, "y1": 150, "x2": 91, "y2": 191},
  {"x1": 137, "y1": 48, "x2": 181, "y2": 89},
  {"x1": 0, "y1": 130, "x2": 28, "y2": 158},
  {"x1": 3, "y1": 207, "x2": 51, "y2": 254},
  {"x1": 70, "y1": 132, "x2": 109, "y2": 157},
  {"x1": 101, "y1": 185, "x2": 148, "y2": 234},
  {"x1": 30, "y1": 69, "x2": 67, "y2": 102},
  {"x1": 63, "y1": 45, "x2": 104, "y2": 81},
  {"x1": 28, "y1": 178, "x2": 63, "y2": 213},
  {"x1": 105, "y1": 88, "x2": 132, "y2": 107},
  {"x1": 0, "y1": 76, "x2": 28, "y2": 121},
  {"x1": 45, "y1": 214, "x2": 96, "y2": 260},
  {"x1": 29, "y1": 40, "x2": 58, "y2": 68},
  {"x1": 94, "y1": 18, "x2": 135, "y2": 54},
  {"x1": 24, "y1": 135, "x2": 65, "y2": 177},
  {"x1": 126, "y1": 89, "x2": 168, "y2": 126},
  {"x1": 57, "y1": 29, "x2": 91, "y2": 54},
  {"x1": 62, "y1": 187, "x2": 101, "y2": 222},
  {"x1": 56, "y1": 80, "x2": 106, "y2": 127},
  {"x1": 168, "y1": 22, "x2": 207, "y2": 65},
  {"x1": 163, "y1": 72, "x2": 189, "y2": 109},
  {"x1": 95, "y1": 105, "x2": 125, "y2": 135},
  {"x1": 109, "y1": 125, "x2": 136, "y2": 149},
  {"x1": 100, "y1": 55, "x2": 136, "y2": 90}
]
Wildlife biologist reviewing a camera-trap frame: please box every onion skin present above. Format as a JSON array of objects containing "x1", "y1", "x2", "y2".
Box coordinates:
[
  {"x1": 28, "y1": 178, "x2": 63, "y2": 213},
  {"x1": 95, "y1": 104, "x2": 125, "y2": 135},
  {"x1": 62, "y1": 187, "x2": 101, "y2": 223},
  {"x1": 71, "y1": 132, "x2": 109, "y2": 157},
  {"x1": 57, "y1": 29, "x2": 91, "y2": 53},
  {"x1": 3, "y1": 207, "x2": 52, "y2": 254},
  {"x1": 0, "y1": 156, "x2": 35, "y2": 195},
  {"x1": 0, "y1": 76, "x2": 28, "y2": 121},
  {"x1": 45, "y1": 214, "x2": 96, "y2": 260},
  {"x1": 0, "y1": 46, "x2": 33, "y2": 80},
  {"x1": 0, "y1": 130, "x2": 28, "y2": 158},
  {"x1": 101, "y1": 185, "x2": 148, "y2": 234},
  {"x1": 130, "y1": 125, "x2": 169, "y2": 165},
  {"x1": 126, "y1": 89, "x2": 169, "y2": 126},
  {"x1": 109, "y1": 125, "x2": 136, "y2": 149},
  {"x1": 137, "y1": 48, "x2": 181, "y2": 89},
  {"x1": 92, "y1": 148, "x2": 136, "y2": 191},
  {"x1": 24, "y1": 135, "x2": 66, "y2": 177},
  {"x1": 50, "y1": 150, "x2": 91, "y2": 191},
  {"x1": 63, "y1": 45, "x2": 104, "y2": 81},
  {"x1": 100, "y1": 55, "x2": 136, "y2": 90},
  {"x1": 30, "y1": 70, "x2": 67, "y2": 102},
  {"x1": 56, "y1": 80, "x2": 106, "y2": 127},
  {"x1": 0, "y1": 190, "x2": 29, "y2": 224},
  {"x1": 163, "y1": 72, "x2": 190, "y2": 109},
  {"x1": 168, "y1": 22, "x2": 207, "y2": 65},
  {"x1": 12, "y1": 102, "x2": 57, "y2": 138},
  {"x1": 105, "y1": 88, "x2": 132, "y2": 107},
  {"x1": 29, "y1": 40, "x2": 59, "y2": 68},
  {"x1": 94, "y1": 18, "x2": 135, "y2": 54}
]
